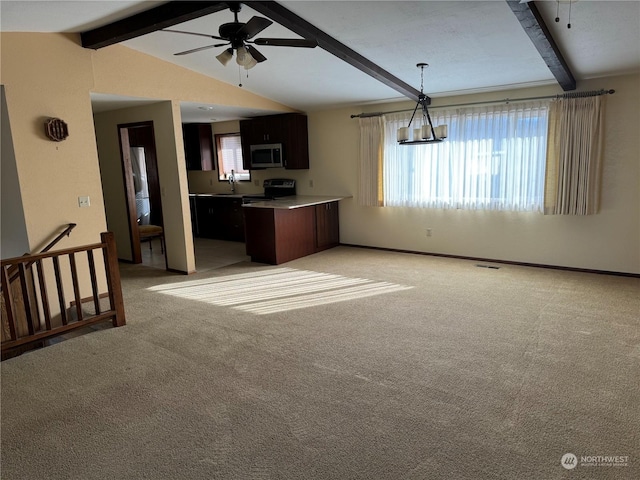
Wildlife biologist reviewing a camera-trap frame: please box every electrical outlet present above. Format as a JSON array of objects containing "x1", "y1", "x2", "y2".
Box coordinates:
[
  {"x1": 209, "y1": 178, "x2": 213, "y2": 186},
  {"x1": 78, "y1": 196, "x2": 90, "y2": 208},
  {"x1": 309, "y1": 179, "x2": 314, "y2": 188},
  {"x1": 426, "y1": 228, "x2": 432, "y2": 237},
  {"x1": 254, "y1": 179, "x2": 259, "y2": 186}
]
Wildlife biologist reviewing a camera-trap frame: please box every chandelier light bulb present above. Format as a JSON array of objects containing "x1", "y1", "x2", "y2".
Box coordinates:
[
  {"x1": 421, "y1": 125, "x2": 432, "y2": 140},
  {"x1": 398, "y1": 127, "x2": 409, "y2": 142},
  {"x1": 435, "y1": 125, "x2": 448, "y2": 139}
]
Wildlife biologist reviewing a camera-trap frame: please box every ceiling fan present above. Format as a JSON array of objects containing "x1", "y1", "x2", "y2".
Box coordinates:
[{"x1": 163, "y1": 2, "x2": 317, "y2": 70}]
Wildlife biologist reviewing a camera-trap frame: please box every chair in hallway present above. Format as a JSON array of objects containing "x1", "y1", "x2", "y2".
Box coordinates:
[{"x1": 138, "y1": 224, "x2": 164, "y2": 253}]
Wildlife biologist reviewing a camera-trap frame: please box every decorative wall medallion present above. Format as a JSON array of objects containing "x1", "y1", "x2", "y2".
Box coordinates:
[{"x1": 44, "y1": 118, "x2": 69, "y2": 142}]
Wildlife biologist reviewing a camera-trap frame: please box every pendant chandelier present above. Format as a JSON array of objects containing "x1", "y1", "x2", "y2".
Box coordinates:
[{"x1": 397, "y1": 63, "x2": 447, "y2": 145}]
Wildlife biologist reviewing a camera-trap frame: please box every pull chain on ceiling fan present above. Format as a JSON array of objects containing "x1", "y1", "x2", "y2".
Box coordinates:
[{"x1": 162, "y1": 2, "x2": 317, "y2": 70}]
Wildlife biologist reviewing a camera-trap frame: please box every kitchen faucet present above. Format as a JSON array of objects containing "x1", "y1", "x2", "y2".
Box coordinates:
[{"x1": 229, "y1": 169, "x2": 236, "y2": 193}]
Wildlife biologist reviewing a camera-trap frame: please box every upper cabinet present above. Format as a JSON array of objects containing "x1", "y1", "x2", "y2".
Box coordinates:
[
  {"x1": 240, "y1": 115, "x2": 284, "y2": 145},
  {"x1": 240, "y1": 113, "x2": 309, "y2": 170},
  {"x1": 183, "y1": 123, "x2": 214, "y2": 171}
]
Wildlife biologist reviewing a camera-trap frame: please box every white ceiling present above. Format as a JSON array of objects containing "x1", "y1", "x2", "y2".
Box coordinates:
[{"x1": 2, "y1": 1, "x2": 639, "y2": 122}]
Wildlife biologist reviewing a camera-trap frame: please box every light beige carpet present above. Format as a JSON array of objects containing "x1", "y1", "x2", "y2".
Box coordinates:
[{"x1": 1, "y1": 246, "x2": 639, "y2": 479}]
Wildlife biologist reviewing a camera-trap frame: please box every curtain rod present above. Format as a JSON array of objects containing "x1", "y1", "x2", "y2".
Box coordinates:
[{"x1": 350, "y1": 89, "x2": 615, "y2": 119}]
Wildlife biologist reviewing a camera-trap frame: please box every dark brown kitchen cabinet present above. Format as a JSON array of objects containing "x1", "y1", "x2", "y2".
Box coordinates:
[
  {"x1": 189, "y1": 195, "x2": 199, "y2": 236},
  {"x1": 194, "y1": 196, "x2": 216, "y2": 238},
  {"x1": 193, "y1": 196, "x2": 244, "y2": 242},
  {"x1": 244, "y1": 201, "x2": 340, "y2": 264},
  {"x1": 240, "y1": 115, "x2": 284, "y2": 145},
  {"x1": 315, "y1": 201, "x2": 340, "y2": 251},
  {"x1": 240, "y1": 113, "x2": 309, "y2": 170},
  {"x1": 220, "y1": 198, "x2": 245, "y2": 242},
  {"x1": 183, "y1": 123, "x2": 214, "y2": 171}
]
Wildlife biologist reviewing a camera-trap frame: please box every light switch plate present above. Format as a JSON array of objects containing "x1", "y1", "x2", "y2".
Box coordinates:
[{"x1": 78, "y1": 196, "x2": 90, "y2": 208}]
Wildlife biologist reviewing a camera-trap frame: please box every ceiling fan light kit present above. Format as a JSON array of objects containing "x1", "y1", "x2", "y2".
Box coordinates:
[
  {"x1": 164, "y1": 2, "x2": 317, "y2": 71},
  {"x1": 398, "y1": 63, "x2": 447, "y2": 145}
]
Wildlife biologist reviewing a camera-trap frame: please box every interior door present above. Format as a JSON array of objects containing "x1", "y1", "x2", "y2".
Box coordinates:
[{"x1": 118, "y1": 122, "x2": 164, "y2": 266}]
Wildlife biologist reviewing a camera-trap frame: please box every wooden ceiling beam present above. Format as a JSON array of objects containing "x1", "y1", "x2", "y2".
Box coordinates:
[
  {"x1": 81, "y1": 1, "x2": 229, "y2": 49},
  {"x1": 80, "y1": 0, "x2": 423, "y2": 101},
  {"x1": 506, "y1": 0, "x2": 576, "y2": 91},
  {"x1": 245, "y1": 1, "x2": 423, "y2": 102}
]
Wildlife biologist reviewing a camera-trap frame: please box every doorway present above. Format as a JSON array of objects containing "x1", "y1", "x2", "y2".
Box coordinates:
[{"x1": 118, "y1": 121, "x2": 165, "y2": 268}]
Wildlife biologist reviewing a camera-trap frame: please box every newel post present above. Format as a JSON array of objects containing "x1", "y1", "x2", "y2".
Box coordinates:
[{"x1": 101, "y1": 232, "x2": 126, "y2": 327}]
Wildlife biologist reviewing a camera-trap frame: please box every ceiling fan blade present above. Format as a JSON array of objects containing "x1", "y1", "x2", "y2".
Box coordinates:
[
  {"x1": 174, "y1": 43, "x2": 229, "y2": 56},
  {"x1": 237, "y1": 16, "x2": 273, "y2": 39},
  {"x1": 246, "y1": 45, "x2": 267, "y2": 63},
  {"x1": 253, "y1": 38, "x2": 318, "y2": 48},
  {"x1": 162, "y1": 29, "x2": 226, "y2": 41}
]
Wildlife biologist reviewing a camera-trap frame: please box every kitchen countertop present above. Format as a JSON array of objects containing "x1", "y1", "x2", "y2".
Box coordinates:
[
  {"x1": 189, "y1": 193, "x2": 349, "y2": 209},
  {"x1": 241, "y1": 195, "x2": 348, "y2": 209},
  {"x1": 189, "y1": 193, "x2": 244, "y2": 198}
]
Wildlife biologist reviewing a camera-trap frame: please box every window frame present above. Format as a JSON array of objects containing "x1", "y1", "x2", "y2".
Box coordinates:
[
  {"x1": 381, "y1": 101, "x2": 549, "y2": 212},
  {"x1": 214, "y1": 132, "x2": 250, "y2": 182}
]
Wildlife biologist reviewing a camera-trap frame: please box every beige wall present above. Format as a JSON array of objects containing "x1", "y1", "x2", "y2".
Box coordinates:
[
  {"x1": 2, "y1": 32, "x2": 638, "y2": 275},
  {"x1": 93, "y1": 101, "x2": 195, "y2": 272},
  {"x1": 306, "y1": 74, "x2": 640, "y2": 274},
  {"x1": 1, "y1": 33, "x2": 107, "y2": 252},
  {"x1": 90, "y1": 45, "x2": 294, "y2": 112},
  {"x1": 0, "y1": 33, "x2": 112, "y2": 305},
  {"x1": 1, "y1": 32, "x2": 294, "y2": 275}
]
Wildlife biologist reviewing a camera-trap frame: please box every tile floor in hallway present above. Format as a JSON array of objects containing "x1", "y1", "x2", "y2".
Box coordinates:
[{"x1": 141, "y1": 237, "x2": 250, "y2": 272}]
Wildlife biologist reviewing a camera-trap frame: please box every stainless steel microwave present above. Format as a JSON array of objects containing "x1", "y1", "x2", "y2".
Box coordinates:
[{"x1": 250, "y1": 143, "x2": 283, "y2": 168}]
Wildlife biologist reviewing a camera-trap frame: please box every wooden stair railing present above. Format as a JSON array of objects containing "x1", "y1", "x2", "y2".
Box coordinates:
[
  {"x1": 2, "y1": 223, "x2": 78, "y2": 349},
  {"x1": 6, "y1": 223, "x2": 77, "y2": 285},
  {"x1": 1, "y1": 232, "x2": 125, "y2": 359}
]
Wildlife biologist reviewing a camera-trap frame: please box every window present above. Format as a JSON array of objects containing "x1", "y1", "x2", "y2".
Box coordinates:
[
  {"x1": 382, "y1": 101, "x2": 549, "y2": 212},
  {"x1": 215, "y1": 133, "x2": 250, "y2": 182}
]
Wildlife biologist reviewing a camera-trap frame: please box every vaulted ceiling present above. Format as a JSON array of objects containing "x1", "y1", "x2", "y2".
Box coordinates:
[{"x1": 2, "y1": 1, "x2": 639, "y2": 122}]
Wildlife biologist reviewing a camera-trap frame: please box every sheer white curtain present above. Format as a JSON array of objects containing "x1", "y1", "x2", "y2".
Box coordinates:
[
  {"x1": 544, "y1": 96, "x2": 605, "y2": 215},
  {"x1": 383, "y1": 101, "x2": 549, "y2": 211},
  {"x1": 358, "y1": 116, "x2": 384, "y2": 206}
]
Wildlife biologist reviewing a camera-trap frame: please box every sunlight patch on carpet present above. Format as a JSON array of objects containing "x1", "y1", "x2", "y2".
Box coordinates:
[{"x1": 148, "y1": 268, "x2": 413, "y2": 314}]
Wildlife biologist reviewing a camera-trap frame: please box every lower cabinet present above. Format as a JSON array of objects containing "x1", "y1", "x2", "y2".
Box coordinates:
[
  {"x1": 244, "y1": 202, "x2": 340, "y2": 264},
  {"x1": 315, "y1": 201, "x2": 340, "y2": 251},
  {"x1": 189, "y1": 196, "x2": 199, "y2": 236},
  {"x1": 193, "y1": 196, "x2": 245, "y2": 242}
]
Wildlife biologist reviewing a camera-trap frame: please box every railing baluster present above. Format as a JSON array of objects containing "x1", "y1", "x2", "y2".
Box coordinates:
[
  {"x1": 102, "y1": 232, "x2": 125, "y2": 327},
  {"x1": 2, "y1": 232, "x2": 126, "y2": 358},
  {"x1": 52, "y1": 256, "x2": 68, "y2": 326},
  {"x1": 2, "y1": 266, "x2": 18, "y2": 341},
  {"x1": 17, "y1": 264, "x2": 36, "y2": 335},
  {"x1": 87, "y1": 250, "x2": 101, "y2": 316},
  {"x1": 35, "y1": 260, "x2": 52, "y2": 331},
  {"x1": 68, "y1": 253, "x2": 83, "y2": 322}
]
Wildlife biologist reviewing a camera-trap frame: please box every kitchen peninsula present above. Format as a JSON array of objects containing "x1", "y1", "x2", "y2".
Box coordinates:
[{"x1": 243, "y1": 196, "x2": 345, "y2": 265}]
